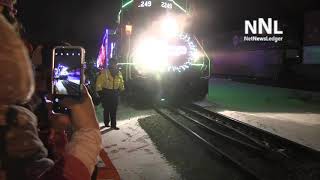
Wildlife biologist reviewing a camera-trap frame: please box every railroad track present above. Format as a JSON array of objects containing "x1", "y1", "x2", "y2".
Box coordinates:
[
  {"x1": 154, "y1": 104, "x2": 320, "y2": 180},
  {"x1": 187, "y1": 104, "x2": 320, "y2": 162},
  {"x1": 62, "y1": 80, "x2": 80, "y2": 95}
]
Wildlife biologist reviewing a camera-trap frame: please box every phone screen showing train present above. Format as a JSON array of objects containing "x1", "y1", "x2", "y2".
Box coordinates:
[{"x1": 53, "y1": 48, "x2": 82, "y2": 97}]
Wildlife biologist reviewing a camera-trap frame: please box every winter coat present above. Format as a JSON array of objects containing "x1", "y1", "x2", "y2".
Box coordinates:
[{"x1": 96, "y1": 68, "x2": 125, "y2": 92}]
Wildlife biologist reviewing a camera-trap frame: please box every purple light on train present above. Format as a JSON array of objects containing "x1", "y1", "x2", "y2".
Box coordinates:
[{"x1": 97, "y1": 29, "x2": 109, "y2": 69}]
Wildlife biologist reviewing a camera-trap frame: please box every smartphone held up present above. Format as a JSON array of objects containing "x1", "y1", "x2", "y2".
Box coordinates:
[{"x1": 52, "y1": 46, "x2": 85, "y2": 113}]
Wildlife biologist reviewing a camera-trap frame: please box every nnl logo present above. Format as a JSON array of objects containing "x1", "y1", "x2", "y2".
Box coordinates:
[{"x1": 245, "y1": 18, "x2": 283, "y2": 35}]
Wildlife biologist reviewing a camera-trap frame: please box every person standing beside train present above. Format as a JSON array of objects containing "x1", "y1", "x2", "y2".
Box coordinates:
[{"x1": 96, "y1": 58, "x2": 124, "y2": 130}]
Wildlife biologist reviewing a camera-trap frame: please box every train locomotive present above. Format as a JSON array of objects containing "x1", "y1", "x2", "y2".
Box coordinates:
[{"x1": 96, "y1": 0, "x2": 210, "y2": 104}]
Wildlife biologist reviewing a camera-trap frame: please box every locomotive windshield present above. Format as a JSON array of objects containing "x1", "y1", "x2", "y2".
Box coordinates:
[{"x1": 117, "y1": 0, "x2": 201, "y2": 73}]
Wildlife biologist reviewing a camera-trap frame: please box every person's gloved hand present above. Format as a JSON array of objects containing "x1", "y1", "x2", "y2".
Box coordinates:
[{"x1": 62, "y1": 85, "x2": 99, "y2": 130}]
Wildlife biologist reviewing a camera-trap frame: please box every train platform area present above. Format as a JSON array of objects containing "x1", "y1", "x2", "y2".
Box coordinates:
[
  {"x1": 195, "y1": 78, "x2": 320, "y2": 151},
  {"x1": 98, "y1": 106, "x2": 182, "y2": 180},
  {"x1": 96, "y1": 104, "x2": 252, "y2": 180}
]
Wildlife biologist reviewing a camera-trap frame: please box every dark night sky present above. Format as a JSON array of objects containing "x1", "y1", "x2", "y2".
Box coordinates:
[
  {"x1": 16, "y1": 0, "x2": 319, "y2": 57},
  {"x1": 17, "y1": 0, "x2": 120, "y2": 42},
  {"x1": 17, "y1": 0, "x2": 121, "y2": 57}
]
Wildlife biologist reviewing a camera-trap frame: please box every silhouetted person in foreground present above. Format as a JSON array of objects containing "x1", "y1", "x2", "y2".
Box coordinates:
[{"x1": 0, "y1": 1, "x2": 102, "y2": 179}]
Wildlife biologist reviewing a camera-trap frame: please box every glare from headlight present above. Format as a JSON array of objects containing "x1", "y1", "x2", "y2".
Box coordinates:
[
  {"x1": 133, "y1": 38, "x2": 169, "y2": 73},
  {"x1": 160, "y1": 16, "x2": 180, "y2": 38},
  {"x1": 192, "y1": 50, "x2": 204, "y2": 62}
]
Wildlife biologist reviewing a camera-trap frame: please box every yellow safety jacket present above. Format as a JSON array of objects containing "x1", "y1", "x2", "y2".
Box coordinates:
[{"x1": 96, "y1": 69, "x2": 125, "y2": 92}]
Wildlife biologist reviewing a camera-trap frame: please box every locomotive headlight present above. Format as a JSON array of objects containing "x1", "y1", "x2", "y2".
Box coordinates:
[
  {"x1": 160, "y1": 16, "x2": 179, "y2": 38},
  {"x1": 133, "y1": 37, "x2": 169, "y2": 72}
]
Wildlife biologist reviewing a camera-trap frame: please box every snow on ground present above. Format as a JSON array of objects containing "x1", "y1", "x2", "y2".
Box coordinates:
[
  {"x1": 199, "y1": 78, "x2": 320, "y2": 151},
  {"x1": 99, "y1": 106, "x2": 181, "y2": 180},
  {"x1": 200, "y1": 102, "x2": 320, "y2": 151},
  {"x1": 97, "y1": 104, "x2": 251, "y2": 180},
  {"x1": 55, "y1": 80, "x2": 67, "y2": 94}
]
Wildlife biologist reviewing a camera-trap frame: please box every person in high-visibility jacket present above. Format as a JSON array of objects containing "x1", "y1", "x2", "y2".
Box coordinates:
[{"x1": 96, "y1": 58, "x2": 124, "y2": 130}]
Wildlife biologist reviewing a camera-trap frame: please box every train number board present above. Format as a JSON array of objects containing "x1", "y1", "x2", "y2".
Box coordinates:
[
  {"x1": 161, "y1": 0, "x2": 173, "y2": 9},
  {"x1": 137, "y1": 0, "x2": 152, "y2": 8},
  {"x1": 137, "y1": 0, "x2": 173, "y2": 9}
]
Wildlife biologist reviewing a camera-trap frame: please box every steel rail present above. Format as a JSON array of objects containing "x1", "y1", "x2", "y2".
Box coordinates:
[
  {"x1": 189, "y1": 103, "x2": 320, "y2": 160},
  {"x1": 154, "y1": 107, "x2": 260, "y2": 180},
  {"x1": 181, "y1": 107, "x2": 269, "y2": 151},
  {"x1": 174, "y1": 108, "x2": 265, "y2": 152}
]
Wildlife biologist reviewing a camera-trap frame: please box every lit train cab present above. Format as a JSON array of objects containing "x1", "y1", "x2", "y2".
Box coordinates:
[{"x1": 97, "y1": 0, "x2": 210, "y2": 104}]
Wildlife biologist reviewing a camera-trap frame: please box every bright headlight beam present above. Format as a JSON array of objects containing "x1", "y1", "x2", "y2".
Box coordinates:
[
  {"x1": 132, "y1": 32, "x2": 199, "y2": 73},
  {"x1": 161, "y1": 17, "x2": 179, "y2": 38},
  {"x1": 133, "y1": 38, "x2": 169, "y2": 73}
]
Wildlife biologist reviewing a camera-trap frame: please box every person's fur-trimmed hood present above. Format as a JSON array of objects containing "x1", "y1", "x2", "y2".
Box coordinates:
[{"x1": 0, "y1": 14, "x2": 34, "y2": 105}]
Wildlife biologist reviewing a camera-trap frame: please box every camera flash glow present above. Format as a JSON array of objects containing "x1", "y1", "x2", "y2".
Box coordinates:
[
  {"x1": 72, "y1": 53, "x2": 75, "y2": 56},
  {"x1": 66, "y1": 53, "x2": 69, "y2": 56},
  {"x1": 60, "y1": 53, "x2": 63, "y2": 55}
]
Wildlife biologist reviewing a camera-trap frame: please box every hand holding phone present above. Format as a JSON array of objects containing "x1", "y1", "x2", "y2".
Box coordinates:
[
  {"x1": 61, "y1": 85, "x2": 99, "y2": 130},
  {"x1": 52, "y1": 46, "x2": 85, "y2": 113}
]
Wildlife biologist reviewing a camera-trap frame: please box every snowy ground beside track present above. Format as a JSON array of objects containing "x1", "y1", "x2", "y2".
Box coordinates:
[
  {"x1": 199, "y1": 78, "x2": 320, "y2": 151},
  {"x1": 99, "y1": 106, "x2": 181, "y2": 180}
]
